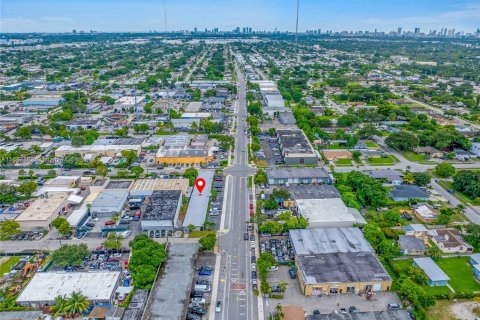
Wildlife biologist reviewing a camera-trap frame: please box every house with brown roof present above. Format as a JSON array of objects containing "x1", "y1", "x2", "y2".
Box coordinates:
[
  {"x1": 322, "y1": 150, "x2": 352, "y2": 161},
  {"x1": 428, "y1": 228, "x2": 473, "y2": 253},
  {"x1": 413, "y1": 147, "x2": 443, "y2": 158}
]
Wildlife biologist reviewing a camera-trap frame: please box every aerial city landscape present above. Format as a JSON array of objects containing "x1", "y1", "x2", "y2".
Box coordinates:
[{"x1": 0, "y1": 1, "x2": 480, "y2": 320}]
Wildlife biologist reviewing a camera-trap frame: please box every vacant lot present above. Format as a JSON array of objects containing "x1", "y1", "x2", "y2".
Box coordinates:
[
  {"x1": 335, "y1": 158, "x2": 353, "y2": 166},
  {"x1": 367, "y1": 155, "x2": 398, "y2": 165},
  {"x1": 428, "y1": 299, "x2": 480, "y2": 320},
  {"x1": 436, "y1": 257, "x2": 480, "y2": 293},
  {"x1": 0, "y1": 256, "x2": 20, "y2": 277}
]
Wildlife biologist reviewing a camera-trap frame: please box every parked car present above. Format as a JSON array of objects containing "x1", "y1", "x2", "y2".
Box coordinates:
[
  {"x1": 191, "y1": 297, "x2": 206, "y2": 304},
  {"x1": 349, "y1": 306, "x2": 358, "y2": 313},
  {"x1": 104, "y1": 220, "x2": 115, "y2": 226},
  {"x1": 313, "y1": 310, "x2": 320, "y2": 315},
  {"x1": 215, "y1": 301, "x2": 222, "y2": 313},
  {"x1": 250, "y1": 234, "x2": 255, "y2": 241},
  {"x1": 250, "y1": 241, "x2": 255, "y2": 248},
  {"x1": 288, "y1": 268, "x2": 297, "y2": 279},
  {"x1": 387, "y1": 303, "x2": 402, "y2": 310},
  {"x1": 244, "y1": 233, "x2": 249, "y2": 240}
]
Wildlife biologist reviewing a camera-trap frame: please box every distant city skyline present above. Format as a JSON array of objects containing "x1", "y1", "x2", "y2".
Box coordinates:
[{"x1": 1, "y1": 0, "x2": 479, "y2": 33}]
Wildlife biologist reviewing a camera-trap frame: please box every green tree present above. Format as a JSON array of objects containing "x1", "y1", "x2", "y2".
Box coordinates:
[
  {"x1": 64, "y1": 291, "x2": 90, "y2": 318},
  {"x1": 63, "y1": 153, "x2": 83, "y2": 168},
  {"x1": 95, "y1": 164, "x2": 109, "y2": 177},
  {"x1": 16, "y1": 181, "x2": 38, "y2": 196},
  {"x1": 199, "y1": 233, "x2": 216, "y2": 251},
  {"x1": 435, "y1": 162, "x2": 456, "y2": 178},
  {"x1": 103, "y1": 232, "x2": 122, "y2": 251},
  {"x1": 18, "y1": 169, "x2": 26, "y2": 176},
  {"x1": 71, "y1": 136, "x2": 86, "y2": 146},
  {"x1": 51, "y1": 244, "x2": 89, "y2": 267},
  {"x1": 47, "y1": 169, "x2": 57, "y2": 178},
  {"x1": 385, "y1": 131, "x2": 419, "y2": 151},
  {"x1": 412, "y1": 172, "x2": 431, "y2": 187},
  {"x1": 50, "y1": 295, "x2": 68, "y2": 317},
  {"x1": 254, "y1": 170, "x2": 267, "y2": 185},
  {"x1": 426, "y1": 246, "x2": 441, "y2": 261},
  {"x1": 52, "y1": 217, "x2": 71, "y2": 237},
  {"x1": 15, "y1": 126, "x2": 32, "y2": 139},
  {"x1": 184, "y1": 167, "x2": 199, "y2": 186},
  {"x1": 264, "y1": 199, "x2": 279, "y2": 210},
  {"x1": 134, "y1": 123, "x2": 149, "y2": 133},
  {"x1": 453, "y1": 171, "x2": 480, "y2": 199},
  {"x1": 121, "y1": 150, "x2": 137, "y2": 165},
  {"x1": 130, "y1": 166, "x2": 144, "y2": 178},
  {"x1": 403, "y1": 171, "x2": 415, "y2": 184},
  {"x1": 0, "y1": 220, "x2": 21, "y2": 240}
]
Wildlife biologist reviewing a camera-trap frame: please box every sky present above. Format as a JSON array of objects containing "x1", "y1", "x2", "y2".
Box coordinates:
[{"x1": 1, "y1": 0, "x2": 479, "y2": 33}]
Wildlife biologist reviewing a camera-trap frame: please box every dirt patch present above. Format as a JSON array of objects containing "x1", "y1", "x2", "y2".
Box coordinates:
[{"x1": 429, "y1": 300, "x2": 480, "y2": 320}]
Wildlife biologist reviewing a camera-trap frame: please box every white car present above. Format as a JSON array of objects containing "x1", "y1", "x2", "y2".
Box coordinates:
[
  {"x1": 191, "y1": 297, "x2": 206, "y2": 304},
  {"x1": 250, "y1": 241, "x2": 256, "y2": 248},
  {"x1": 269, "y1": 266, "x2": 279, "y2": 271},
  {"x1": 215, "y1": 301, "x2": 222, "y2": 313},
  {"x1": 251, "y1": 264, "x2": 256, "y2": 271}
]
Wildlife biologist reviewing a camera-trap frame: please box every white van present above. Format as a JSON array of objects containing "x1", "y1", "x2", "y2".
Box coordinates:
[{"x1": 117, "y1": 230, "x2": 131, "y2": 239}]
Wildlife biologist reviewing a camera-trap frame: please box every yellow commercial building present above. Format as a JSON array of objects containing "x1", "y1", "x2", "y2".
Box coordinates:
[
  {"x1": 155, "y1": 135, "x2": 213, "y2": 166},
  {"x1": 290, "y1": 228, "x2": 392, "y2": 296}
]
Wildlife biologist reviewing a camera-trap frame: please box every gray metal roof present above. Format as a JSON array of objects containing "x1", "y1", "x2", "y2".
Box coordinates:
[
  {"x1": 298, "y1": 252, "x2": 391, "y2": 284},
  {"x1": 367, "y1": 169, "x2": 403, "y2": 181},
  {"x1": 143, "y1": 190, "x2": 181, "y2": 221},
  {"x1": 308, "y1": 310, "x2": 411, "y2": 320},
  {"x1": 413, "y1": 257, "x2": 449, "y2": 282},
  {"x1": 183, "y1": 170, "x2": 214, "y2": 227},
  {"x1": 289, "y1": 228, "x2": 374, "y2": 255},
  {"x1": 266, "y1": 167, "x2": 330, "y2": 180},
  {"x1": 398, "y1": 235, "x2": 426, "y2": 252},
  {"x1": 286, "y1": 185, "x2": 341, "y2": 200}
]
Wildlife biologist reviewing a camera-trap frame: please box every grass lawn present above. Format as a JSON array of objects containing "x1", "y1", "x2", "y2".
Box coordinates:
[
  {"x1": 367, "y1": 155, "x2": 399, "y2": 165},
  {"x1": 335, "y1": 158, "x2": 353, "y2": 166},
  {"x1": 436, "y1": 257, "x2": 480, "y2": 292},
  {"x1": 391, "y1": 259, "x2": 452, "y2": 295},
  {"x1": 365, "y1": 141, "x2": 378, "y2": 148},
  {"x1": 400, "y1": 151, "x2": 436, "y2": 164},
  {"x1": 188, "y1": 231, "x2": 216, "y2": 238},
  {"x1": 0, "y1": 256, "x2": 20, "y2": 277},
  {"x1": 327, "y1": 142, "x2": 347, "y2": 149},
  {"x1": 437, "y1": 180, "x2": 476, "y2": 206}
]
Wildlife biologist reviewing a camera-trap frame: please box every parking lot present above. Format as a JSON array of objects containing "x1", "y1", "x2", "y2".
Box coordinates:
[
  {"x1": 207, "y1": 173, "x2": 225, "y2": 230},
  {"x1": 48, "y1": 248, "x2": 129, "y2": 274},
  {"x1": 266, "y1": 265, "x2": 401, "y2": 315},
  {"x1": 259, "y1": 236, "x2": 294, "y2": 265},
  {"x1": 187, "y1": 252, "x2": 217, "y2": 319}
]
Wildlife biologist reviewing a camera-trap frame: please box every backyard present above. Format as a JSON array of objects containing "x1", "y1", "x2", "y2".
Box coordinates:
[
  {"x1": 0, "y1": 256, "x2": 20, "y2": 277},
  {"x1": 436, "y1": 257, "x2": 480, "y2": 293}
]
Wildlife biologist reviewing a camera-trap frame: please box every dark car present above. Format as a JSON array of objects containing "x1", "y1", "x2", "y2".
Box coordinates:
[
  {"x1": 349, "y1": 306, "x2": 358, "y2": 313},
  {"x1": 313, "y1": 310, "x2": 320, "y2": 315},
  {"x1": 288, "y1": 268, "x2": 297, "y2": 279},
  {"x1": 190, "y1": 306, "x2": 206, "y2": 315},
  {"x1": 251, "y1": 255, "x2": 256, "y2": 263},
  {"x1": 186, "y1": 314, "x2": 201, "y2": 320},
  {"x1": 250, "y1": 234, "x2": 255, "y2": 241},
  {"x1": 251, "y1": 271, "x2": 257, "y2": 279},
  {"x1": 190, "y1": 291, "x2": 204, "y2": 298},
  {"x1": 244, "y1": 233, "x2": 249, "y2": 240}
]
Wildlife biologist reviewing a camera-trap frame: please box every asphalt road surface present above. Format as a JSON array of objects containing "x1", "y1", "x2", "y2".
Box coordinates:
[{"x1": 213, "y1": 59, "x2": 258, "y2": 320}]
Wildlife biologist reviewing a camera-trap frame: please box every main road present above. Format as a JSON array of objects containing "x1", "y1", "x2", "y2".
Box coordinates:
[{"x1": 209, "y1": 58, "x2": 258, "y2": 320}]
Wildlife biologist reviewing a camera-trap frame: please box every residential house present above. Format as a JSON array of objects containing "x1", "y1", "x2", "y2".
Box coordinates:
[
  {"x1": 413, "y1": 147, "x2": 443, "y2": 158},
  {"x1": 389, "y1": 185, "x2": 429, "y2": 202},
  {"x1": 413, "y1": 204, "x2": 438, "y2": 222},
  {"x1": 398, "y1": 235, "x2": 426, "y2": 255},
  {"x1": 469, "y1": 253, "x2": 480, "y2": 280},
  {"x1": 367, "y1": 170, "x2": 403, "y2": 185},
  {"x1": 412, "y1": 257, "x2": 449, "y2": 287},
  {"x1": 428, "y1": 228, "x2": 473, "y2": 253}
]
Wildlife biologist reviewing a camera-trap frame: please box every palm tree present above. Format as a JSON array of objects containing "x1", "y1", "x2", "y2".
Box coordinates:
[
  {"x1": 50, "y1": 295, "x2": 68, "y2": 317},
  {"x1": 64, "y1": 291, "x2": 90, "y2": 318}
]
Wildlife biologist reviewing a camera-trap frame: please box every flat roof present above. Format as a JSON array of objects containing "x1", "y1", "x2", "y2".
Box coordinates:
[
  {"x1": 266, "y1": 167, "x2": 330, "y2": 180},
  {"x1": 413, "y1": 257, "x2": 450, "y2": 282},
  {"x1": 91, "y1": 190, "x2": 129, "y2": 208},
  {"x1": 310, "y1": 311, "x2": 412, "y2": 320},
  {"x1": 298, "y1": 252, "x2": 391, "y2": 284},
  {"x1": 17, "y1": 271, "x2": 120, "y2": 303},
  {"x1": 56, "y1": 144, "x2": 141, "y2": 153},
  {"x1": 105, "y1": 180, "x2": 133, "y2": 189},
  {"x1": 296, "y1": 198, "x2": 357, "y2": 225},
  {"x1": 290, "y1": 228, "x2": 374, "y2": 255},
  {"x1": 287, "y1": 185, "x2": 340, "y2": 200},
  {"x1": 147, "y1": 243, "x2": 199, "y2": 320},
  {"x1": 183, "y1": 170, "x2": 214, "y2": 227},
  {"x1": 277, "y1": 129, "x2": 316, "y2": 156},
  {"x1": 143, "y1": 190, "x2": 181, "y2": 221},
  {"x1": 131, "y1": 178, "x2": 189, "y2": 195},
  {"x1": 16, "y1": 192, "x2": 68, "y2": 222}
]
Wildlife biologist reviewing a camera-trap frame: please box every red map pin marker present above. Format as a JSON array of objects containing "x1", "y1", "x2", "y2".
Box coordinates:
[{"x1": 195, "y1": 178, "x2": 206, "y2": 194}]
